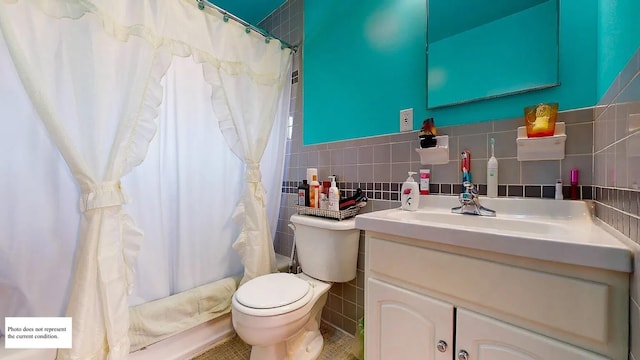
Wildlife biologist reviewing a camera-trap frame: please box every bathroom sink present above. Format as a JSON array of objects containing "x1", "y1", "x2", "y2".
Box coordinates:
[
  {"x1": 355, "y1": 195, "x2": 632, "y2": 272},
  {"x1": 385, "y1": 211, "x2": 569, "y2": 236}
]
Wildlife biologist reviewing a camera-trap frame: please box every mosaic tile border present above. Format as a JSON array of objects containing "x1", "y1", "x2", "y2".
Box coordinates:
[{"x1": 283, "y1": 181, "x2": 594, "y2": 201}]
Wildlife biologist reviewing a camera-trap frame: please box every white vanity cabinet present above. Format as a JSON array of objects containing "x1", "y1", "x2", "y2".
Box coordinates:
[
  {"x1": 367, "y1": 278, "x2": 453, "y2": 360},
  {"x1": 364, "y1": 233, "x2": 629, "y2": 360}
]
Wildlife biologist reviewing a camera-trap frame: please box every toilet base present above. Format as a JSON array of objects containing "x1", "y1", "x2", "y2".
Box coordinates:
[
  {"x1": 287, "y1": 329, "x2": 323, "y2": 360},
  {"x1": 250, "y1": 329, "x2": 323, "y2": 360},
  {"x1": 249, "y1": 343, "x2": 286, "y2": 360},
  {"x1": 247, "y1": 290, "x2": 328, "y2": 360}
]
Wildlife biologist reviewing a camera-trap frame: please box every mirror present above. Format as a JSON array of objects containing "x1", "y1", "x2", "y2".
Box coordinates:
[{"x1": 427, "y1": 0, "x2": 560, "y2": 109}]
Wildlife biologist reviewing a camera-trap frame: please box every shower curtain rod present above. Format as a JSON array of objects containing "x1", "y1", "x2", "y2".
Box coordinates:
[{"x1": 197, "y1": 0, "x2": 298, "y2": 52}]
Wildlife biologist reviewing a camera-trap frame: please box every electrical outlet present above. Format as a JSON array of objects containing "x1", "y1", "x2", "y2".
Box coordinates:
[{"x1": 400, "y1": 108, "x2": 413, "y2": 132}]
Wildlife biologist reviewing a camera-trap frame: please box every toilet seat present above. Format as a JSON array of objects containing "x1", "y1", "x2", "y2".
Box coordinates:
[{"x1": 234, "y1": 273, "x2": 313, "y2": 316}]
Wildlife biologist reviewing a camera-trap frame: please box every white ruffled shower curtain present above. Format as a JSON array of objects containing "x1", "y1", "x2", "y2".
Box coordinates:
[{"x1": 0, "y1": 1, "x2": 292, "y2": 359}]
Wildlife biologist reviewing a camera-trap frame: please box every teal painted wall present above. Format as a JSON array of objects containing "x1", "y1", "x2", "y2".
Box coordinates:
[
  {"x1": 303, "y1": 0, "x2": 426, "y2": 145},
  {"x1": 597, "y1": 0, "x2": 640, "y2": 98},
  {"x1": 303, "y1": 0, "x2": 598, "y2": 145}
]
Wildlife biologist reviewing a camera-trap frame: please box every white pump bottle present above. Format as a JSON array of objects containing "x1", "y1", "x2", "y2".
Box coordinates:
[
  {"x1": 328, "y1": 176, "x2": 340, "y2": 211},
  {"x1": 401, "y1": 172, "x2": 420, "y2": 211}
]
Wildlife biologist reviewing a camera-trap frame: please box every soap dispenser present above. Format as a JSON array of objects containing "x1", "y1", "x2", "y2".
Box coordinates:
[{"x1": 401, "y1": 172, "x2": 420, "y2": 211}]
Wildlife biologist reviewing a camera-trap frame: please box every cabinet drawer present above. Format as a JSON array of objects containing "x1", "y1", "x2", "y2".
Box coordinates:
[{"x1": 368, "y1": 236, "x2": 609, "y2": 344}]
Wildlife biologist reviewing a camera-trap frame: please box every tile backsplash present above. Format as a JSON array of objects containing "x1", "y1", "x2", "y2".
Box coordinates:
[
  {"x1": 592, "y1": 48, "x2": 640, "y2": 360},
  {"x1": 282, "y1": 107, "x2": 595, "y2": 203},
  {"x1": 593, "y1": 48, "x2": 640, "y2": 243}
]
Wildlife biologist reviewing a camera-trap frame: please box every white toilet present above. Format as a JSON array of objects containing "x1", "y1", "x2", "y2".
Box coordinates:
[{"x1": 231, "y1": 214, "x2": 360, "y2": 360}]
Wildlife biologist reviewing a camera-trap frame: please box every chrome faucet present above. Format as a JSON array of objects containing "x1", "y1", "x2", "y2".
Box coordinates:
[
  {"x1": 451, "y1": 181, "x2": 496, "y2": 216},
  {"x1": 451, "y1": 150, "x2": 496, "y2": 216}
]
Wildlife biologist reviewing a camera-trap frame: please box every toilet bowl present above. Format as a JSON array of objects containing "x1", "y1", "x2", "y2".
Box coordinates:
[
  {"x1": 232, "y1": 273, "x2": 331, "y2": 360},
  {"x1": 231, "y1": 215, "x2": 360, "y2": 360}
]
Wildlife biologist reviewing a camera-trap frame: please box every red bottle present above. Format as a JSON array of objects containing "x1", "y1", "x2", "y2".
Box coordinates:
[{"x1": 570, "y1": 169, "x2": 579, "y2": 200}]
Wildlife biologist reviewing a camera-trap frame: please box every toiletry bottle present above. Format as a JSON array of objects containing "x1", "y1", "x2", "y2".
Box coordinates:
[
  {"x1": 555, "y1": 179, "x2": 563, "y2": 200},
  {"x1": 319, "y1": 193, "x2": 328, "y2": 210},
  {"x1": 570, "y1": 168, "x2": 579, "y2": 200},
  {"x1": 401, "y1": 172, "x2": 420, "y2": 211},
  {"x1": 332, "y1": 175, "x2": 341, "y2": 199},
  {"x1": 328, "y1": 176, "x2": 340, "y2": 211},
  {"x1": 419, "y1": 169, "x2": 430, "y2": 195},
  {"x1": 487, "y1": 138, "x2": 498, "y2": 198},
  {"x1": 309, "y1": 174, "x2": 320, "y2": 208},
  {"x1": 322, "y1": 180, "x2": 330, "y2": 199},
  {"x1": 461, "y1": 150, "x2": 472, "y2": 183},
  {"x1": 297, "y1": 180, "x2": 310, "y2": 206},
  {"x1": 306, "y1": 168, "x2": 317, "y2": 184}
]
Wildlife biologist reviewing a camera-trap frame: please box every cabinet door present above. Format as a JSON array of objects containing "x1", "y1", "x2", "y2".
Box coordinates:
[
  {"x1": 456, "y1": 309, "x2": 608, "y2": 360},
  {"x1": 366, "y1": 278, "x2": 453, "y2": 360}
]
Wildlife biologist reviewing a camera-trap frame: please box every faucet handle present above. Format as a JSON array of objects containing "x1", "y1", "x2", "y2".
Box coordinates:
[{"x1": 462, "y1": 181, "x2": 477, "y2": 194}]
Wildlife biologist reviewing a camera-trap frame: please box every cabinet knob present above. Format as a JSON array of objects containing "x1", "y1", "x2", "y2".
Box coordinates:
[
  {"x1": 436, "y1": 340, "x2": 447, "y2": 352},
  {"x1": 458, "y1": 350, "x2": 470, "y2": 360}
]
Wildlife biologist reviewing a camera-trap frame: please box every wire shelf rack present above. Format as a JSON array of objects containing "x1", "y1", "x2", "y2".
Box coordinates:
[{"x1": 295, "y1": 206, "x2": 360, "y2": 220}]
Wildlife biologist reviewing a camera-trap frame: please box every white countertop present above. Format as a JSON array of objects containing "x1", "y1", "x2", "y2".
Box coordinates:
[{"x1": 355, "y1": 195, "x2": 632, "y2": 273}]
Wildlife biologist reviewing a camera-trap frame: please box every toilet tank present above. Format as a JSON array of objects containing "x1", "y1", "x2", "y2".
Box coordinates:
[{"x1": 290, "y1": 214, "x2": 360, "y2": 283}]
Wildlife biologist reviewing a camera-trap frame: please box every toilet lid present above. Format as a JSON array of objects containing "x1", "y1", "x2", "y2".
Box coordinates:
[{"x1": 235, "y1": 273, "x2": 311, "y2": 309}]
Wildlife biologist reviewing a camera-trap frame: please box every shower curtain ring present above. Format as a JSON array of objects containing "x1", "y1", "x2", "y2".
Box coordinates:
[
  {"x1": 265, "y1": 37, "x2": 271, "y2": 44},
  {"x1": 223, "y1": 14, "x2": 229, "y2": 22},
  {"x1": 197, "y1": 0, "x2": 204, "y2": 10},
  {"x1": 245, "y1": 27, "x2": 251, "y2": 34}
]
